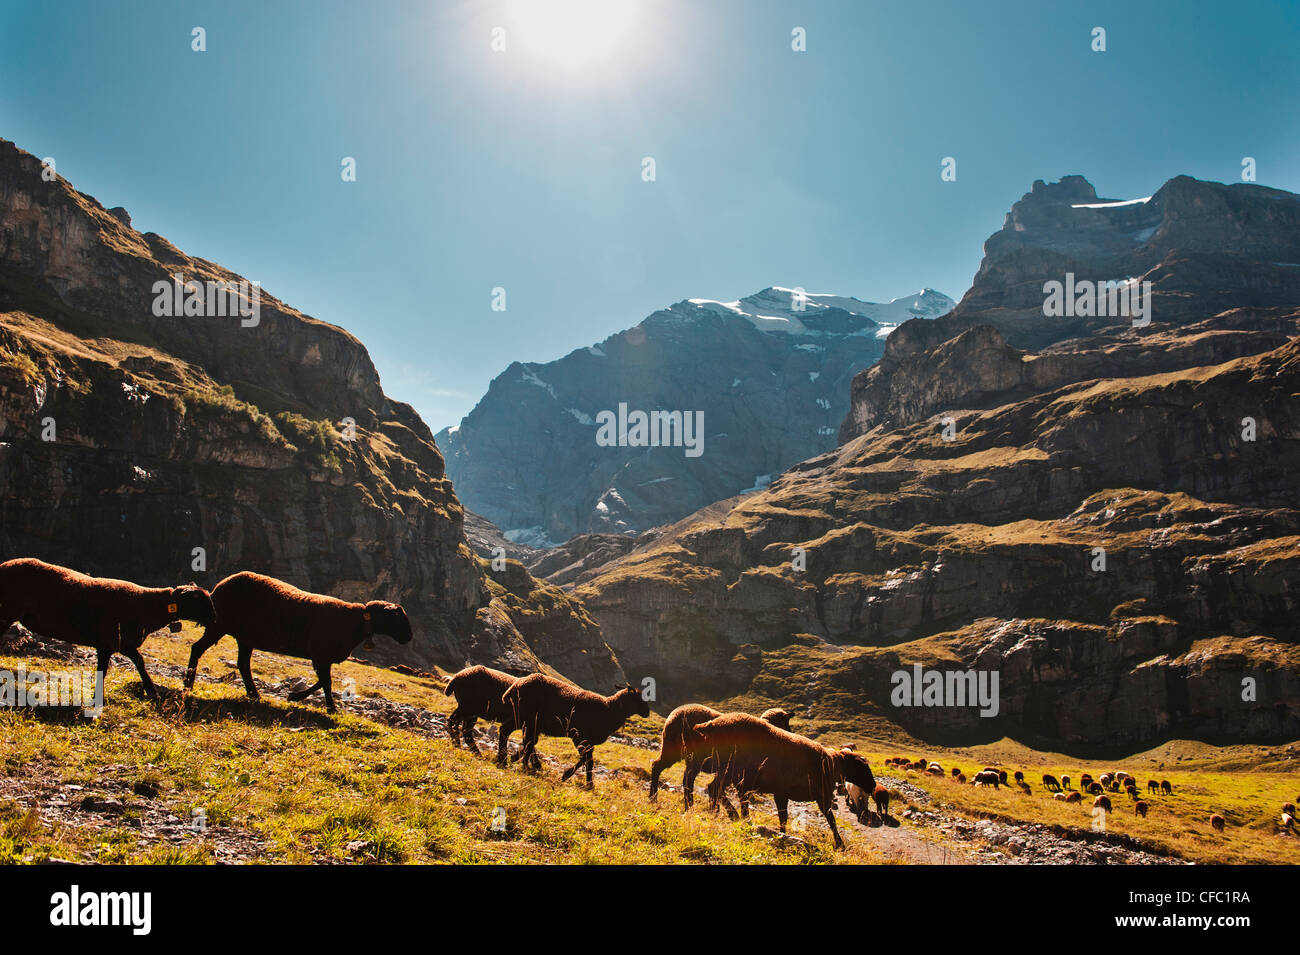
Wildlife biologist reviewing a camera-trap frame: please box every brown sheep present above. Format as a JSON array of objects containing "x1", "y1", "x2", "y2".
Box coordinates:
[
  {"x1": 758, "y1": 707, "x2": 792, "y2": 731},
  {"x1": 1014, "y1": 770, "x2": 1025, "y2": 784},
  {"x1": 1281, "y1": 813, "x2": 1294, "y2": 831},
  {"x1": 1061, "y1": 774, "x2": 1071, "y2": 790},
  {"x1": 955, "y1": 772, "x2": 966, "y2": 784},
  {"x1": 0, "y1": 558, "x2": 215, "y2": 704},
  {"x1": 693, "y1": 714, "x2": 876, "y2": 850},
  {"x1": 1148, "y1": 779, "x2": 1160, "y2": 793},
  {"x1": 950, "y1": 767, "x2": 962, "y2": 778},
  {"x1": 1284, "y1": 802, "x2": 1296, "y2": 817},
  {"x1": 1065, "y1": 791, "x2": 1082, "y2": 803},
  {"x1": 503, "y1": 674, "x2": 649, "y2": 787},
  {"x1": 183, "y1": 572, "x2": 411, "y2": 712},
  {"x1": 1161, "y1": 779, "x2": 1172, "y2": 795},
  {"x1": 972, "y1": 770, "x2": 1000, "y2": 788},
  {"x1": 1089, "y1": 783, "x2": 1104, "y2": 795},
  {"x1": 998, "y1": 770, "x2": 1008, "y2": 786},
  {"x1": 649, "y1": 705, "x2": 797, "y2": 809},
  {"x1": 1042, "y1": 774, "x2": 1062, "y2": 792},
  {"x1": 1053, "y1": 792, "x2": 1068, "y2": 801},
  {"x1": 1093, "y1": 794, "x2": 1112, "y2": 813},
  {"x1": 1135, "y1": 800, "x2": 1148, "y2": 818},
  {"x1": 1080, "y1": 773, "x2": 1094, "y2": 791},
  {"x1": 1210, "y1": 814, "x2": 1225, "y2": 832},
  {"x1": 649, "y1": 704, "x2": 720, "y2": 807},
  {"x1": 443, "y1": 665, "x2": 523, "y2": 761},
  {"x1": 872, "y1": 784, "x2": 890, "y2": 817}
]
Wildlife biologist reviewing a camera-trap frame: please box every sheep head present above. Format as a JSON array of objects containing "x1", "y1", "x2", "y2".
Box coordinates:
[
  {"x1": 364, "y1": 600, "x2": 413, "y2": 645},
  {"x1": 838, "y1": 751, "x2": 876, "y2": 795},
  {"x1": 613, "y1": 683, "x2": 650, "y2": 718},
  {"x1": 170, "y1": 583, "x2": 216, "y2": 625}
]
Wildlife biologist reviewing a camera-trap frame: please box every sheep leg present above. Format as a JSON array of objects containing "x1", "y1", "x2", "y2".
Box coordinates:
[
  {"x1": 461, "y1": 715, "x2": 480, "y2": 752},
  {"x1": 183, "y1": 626, "x2": 224, "y2": 689},
  {"x1": 121, "y1": 647, "x2": 159, "y2": 701},
  {"x1": 679, "y1": 757, "x2": 701, "y2": 810},
  {"x1": 235, "y1": 644, "x2": 261, "y2": 701},
  {"x1": 95, "y1": 645, "x2": 112, "y2": 697},
  {"x1": 560, "y1": 742, "x2": 589, "y2": 782},
  {"x1": 775, "y1": 796, "x2": 789, "y2": 831},
  {"x1": 445, "y1": 708, "x2": 461, "y2": 745},
  {"x1": 496, "y1": 717, "x2": 514, "y2": 766},
  {"x1": 315, "y1": 662, "x2": 335, "y2": 712},
  {"x1": 821, "y1": 801, "x2": 845, "y2": 850}
]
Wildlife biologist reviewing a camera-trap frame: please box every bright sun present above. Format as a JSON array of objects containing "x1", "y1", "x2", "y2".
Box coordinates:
[{"x1": 508, "y1": 0, "x2": 639, "y2": 71}]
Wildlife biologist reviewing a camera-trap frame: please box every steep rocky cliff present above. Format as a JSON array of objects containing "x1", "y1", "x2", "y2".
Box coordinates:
[
  {"x1": 436, "y1": 286, "x2": 953, "y2": 545},
  {"x1": 841, "y1": 175, "x2": 1300, "y2": 441},
  {"x1": 0, "y1": 138, "x2": 622, "y2": 688},
  {"x1": 576, "y1": 175, "x2": 1300, "y2": 746}
]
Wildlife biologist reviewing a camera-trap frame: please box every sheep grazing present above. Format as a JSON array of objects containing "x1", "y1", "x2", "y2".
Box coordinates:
[
  {"x1": 183, "y1": 571, "x2": 411, "y2": 712},
  {"x1": 443, "y1": 665, "x2": 523, "y2": 760},
  {"x1": 1282, "y1": 813, "x2": 1294, "y2": 831},
  {"x1": 1013, "y1": 770, "x2": 1025, "y2": 784},
  {"x1": 691, "y1": 713, "x2": 875, "y2": 850},
  {"x1": 1135, "y1": 800, "x2": 1148, "y2": 818},
  {"x1": 998, "y1": 770, "x2": 1008, "y2": 786},
  {"x1": 503, "y1": 674, "x2": 649, "y2": 787},
  {"x1": 1148, "y1": 779, "x2": 1160, "y2": 793},
  {"x1": 758, "y1": 707, "x2": 792, "y2": 731},
  {"x1": 1061, "y1": 774, "x2": 1071, "y2": 790},
  {"x1": 0, "y1": 558, "x2": 215, "y2": 704},
  {"x1": 1126, "y1": 784, "x2": 1140, "y2": 800},
  {"x1": 1210, "y1": 814, "x2": 1225, "y2": 832},
  {"x1": 955, "y1": 772, "x2": 966, "y2": 784},
  {"x1": 1065, "y1": 791, "x2": 1082, "y2": 803},
  {"x1": 1161, "y1": 780, "x2": 1172, "y2": 795},
  {"x1": 972, "y1": 770, "x2": 1000, "y2": 788},
  {"x1": 1089, "y1": 783, "x2": 1104, "y2": 795},
  {"x1": 1099, "y1": 772, "x2": 1114, "y2": 788},
  {"x1": 1093, "y1": 794, "x2": 1112, "y2": 813},
  {"x1": 1079, "y1": 773, "x2": 1094, "y2": 791},
  {"x1": 1042, "y1": 774, "x2": 1062, "y2": 792},
  {"x1": 1053, "y1": 792, "x2": 1067, "y2": 801},
  {"x1": 1283, "y1": 802, "x2": 1296, "y2": 817},
  {"x1": 950, "y1": 767, "x2": 962, "y2": 778}
]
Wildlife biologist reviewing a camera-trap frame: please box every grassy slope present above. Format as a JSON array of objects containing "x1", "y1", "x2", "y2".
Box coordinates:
[
  {"x1": 0, "y1": 627, "x2": 879, "y2": 864},
  {"x1": 1, "y1": 628, "x2": 1295, "y2": 865}
]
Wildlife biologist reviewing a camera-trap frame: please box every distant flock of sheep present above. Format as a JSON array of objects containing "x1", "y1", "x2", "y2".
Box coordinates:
[{"x1": 0, "y1": 558, "x2": 1293, "y2": 850}]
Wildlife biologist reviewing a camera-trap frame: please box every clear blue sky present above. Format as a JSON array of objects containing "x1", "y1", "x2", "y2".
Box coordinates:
[{"x1": 2, "y1": 0, "x2": 1297, "y2": 430}]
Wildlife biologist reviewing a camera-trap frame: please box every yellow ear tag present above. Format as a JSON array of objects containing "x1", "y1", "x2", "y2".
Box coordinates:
[{"x1": 167, "y1": 603, "x2": 178, "y2": 614}]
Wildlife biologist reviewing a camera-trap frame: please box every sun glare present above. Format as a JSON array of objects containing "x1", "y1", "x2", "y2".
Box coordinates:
[{"x1": 508, "y1": 0, "x2": 639, "y2": 71}]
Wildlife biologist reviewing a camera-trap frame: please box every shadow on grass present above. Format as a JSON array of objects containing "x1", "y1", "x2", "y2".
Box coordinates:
[{"x1": 148, "y1": 683, "x2": 338, "y2": 730}]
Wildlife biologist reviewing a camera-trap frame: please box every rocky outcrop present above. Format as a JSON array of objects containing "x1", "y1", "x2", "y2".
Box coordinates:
[
  {"x1": 577, "y1": 174, "x2": 1300, "y2": 746},
  {"x1": 0, "y1": 137, "x2": 622, "y2": 686},
  {"x1": 437, "y1": 286, "x2": 953, "y2": 545},
  {"x1": 841, "y1": 175, "x2": 1300, "y2": 441}
]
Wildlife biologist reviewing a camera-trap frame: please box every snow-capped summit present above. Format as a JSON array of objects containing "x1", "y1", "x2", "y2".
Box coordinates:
[{"x1": 685, "y1": 286, "x2": 955, "y2": 335}]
